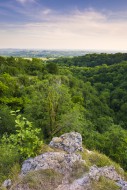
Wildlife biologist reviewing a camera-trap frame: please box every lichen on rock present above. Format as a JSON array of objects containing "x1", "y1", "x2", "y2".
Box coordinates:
[{"x1": 49, "y1": 132, "x2": 83, "y2": 153}]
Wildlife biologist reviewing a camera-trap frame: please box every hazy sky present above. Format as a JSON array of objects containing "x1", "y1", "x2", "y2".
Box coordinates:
[{"x1": 0, "y1": 0, "x2": 127, "y2": 50}]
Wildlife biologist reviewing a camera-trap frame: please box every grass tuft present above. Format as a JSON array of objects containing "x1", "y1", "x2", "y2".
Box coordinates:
[
  {"x1": 10, "y1": 169, "x2": 63, "y2": 190},
  {"x1": 92, "y1": 176, "x2": 120, "y2": 190},
  {"x1": 81, "y1": 149, "x2": 124, "y2": 177},
  {"x1": 69, "y1": 161, "x2": 89, "y2": 183}
]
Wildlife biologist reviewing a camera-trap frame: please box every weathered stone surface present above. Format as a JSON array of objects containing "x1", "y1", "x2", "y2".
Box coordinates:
[
  {"x1": 2, "y1": 179, "x2": 12, "y2": 188},
  {"x1": 122, "y1": 187, "x2": 127, "y2": 190},
  {"x1": 117, "y1": 179, "x2": 127, "y2": 190},
  {"x1": 9, "y1": 132, "x2": 127, "y2": 190},
  {"x1": 55, "y1": 165, "x2": 122, "y2": 190},
  {"x1": 21, "y1": 152, "x2": 84, "y2": 175},
  {"x1": 89, "y1": 165, "x2": 121, "y2": 181},
  {"x1": 55, "y1": 177, "x2": 88, "y2": 190},
  {"x1": 49, "y1": 132, "x2": 83, "y2": 153}
]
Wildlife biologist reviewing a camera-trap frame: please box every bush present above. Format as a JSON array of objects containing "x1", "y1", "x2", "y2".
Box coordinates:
[{"x1": 2, "y1": 112, "x2": 43, "y2": 159}]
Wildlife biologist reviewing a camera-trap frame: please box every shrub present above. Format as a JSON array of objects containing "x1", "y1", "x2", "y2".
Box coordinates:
[{"x1": 2, "y1": 112, "x2": 43, "y2": 159}]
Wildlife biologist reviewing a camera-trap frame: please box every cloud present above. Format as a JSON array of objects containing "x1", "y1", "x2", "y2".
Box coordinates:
[
  {"x1": 42, "y1": 9, "x2": 52, "y2": 15},
  {"x1": 0, "y1": 1, "x2": 52, "y2": 21},
  {"x1": 0, "y1": 9, "x2": 127, "y2": 50},
  {"x1": 16, "y1": 0, "x2": 36, "y2": 4}
]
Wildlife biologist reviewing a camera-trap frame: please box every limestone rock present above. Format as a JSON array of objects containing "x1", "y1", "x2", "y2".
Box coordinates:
[
  {"x1": 2, "y1": 179, "x2": 12, "y2": 188},
  {"x1": 89, "y1": 165, "x2": 121, "y2": 181},
  {"x1": 55, "y1": 165, "x2": 122, "y2": 190},
  {"x1": 49, "y1": 132, "x2": 83, "y2": 153},
  {"x1": 55, "y1": 176, "x2": 91, "y2": 190},
  {"x1": 117, "y1": 179, "x2": 127, "y2": 190},
  {"x1": 21, "y1": 152, "x2": 84, "y2": 175},
  {"x1": 11, "y1": 132, "x2": 127, "y2": 190}
]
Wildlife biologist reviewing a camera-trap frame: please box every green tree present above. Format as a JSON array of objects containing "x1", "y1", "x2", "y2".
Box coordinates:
[
  {"x1": 2, "y1": 111, "x2": 43, "y2": 159},
  {"x1": 25, "y1": 77, "x2": 84, "y2": 138},
  {"x1": 0, "y1": 105, "x2": 15, "y2": 136},
  {"x1": 46, "y1": 62, "x2": 58, "y2": 74},
  {"x1": 103, "y1": 126, "x2": 127, "y2": 169}
]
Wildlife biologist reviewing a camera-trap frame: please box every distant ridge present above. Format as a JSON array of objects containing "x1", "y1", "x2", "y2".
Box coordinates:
[{"x1": 0, "y1": 49, "x2": 123, "y2": 58}]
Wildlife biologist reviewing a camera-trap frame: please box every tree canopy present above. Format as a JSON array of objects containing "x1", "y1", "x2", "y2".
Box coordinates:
[{"x1": 1, "y1": 53, "x2": 127, "y2": 172}]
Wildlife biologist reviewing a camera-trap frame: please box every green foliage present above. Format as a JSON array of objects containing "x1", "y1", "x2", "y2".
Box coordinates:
[
  {"x1": 102, "y1": 126, "x2": 127, "y2": 170},
  {"x1": 0, "y1": 81, "x2": 8, "y2": 96},
  {"x1": 2, "y1": 112, "x2": 43, "y2": 159},
  {"x1": 1, "y1": 54, "x2": 127, "y2": 171},
  {"x1": 48, "y1": 52, "x2": 127, "y2": 67},
  {"x1": 46, "y1": 62, "x2": 58, "y2": 74},
  {"x1": 0, "y1": 105, "x2": 15, "y2": 136},
  {"x1": 0, "y1": 144, "x2": 20, "y2": 184},
  {"x1": 24, "y1": 77, "x2": 84, "y2": 139}
]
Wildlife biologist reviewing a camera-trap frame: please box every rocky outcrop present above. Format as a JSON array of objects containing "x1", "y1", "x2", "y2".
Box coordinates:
[
  {"x1": 6, "y1": 132, "x2": 127, "y2": 190},
  {"x1": 117, "y1": 180, "x2": 127, "y2": 190},
  {"x1": 49, "y1": 132, "x2": 83, "y2": 153},
  {"x1": 21, "y1": 132, "x2": 84, "y2": 176},
  {"x1": 21, "y1": 152, "x2": 84, "y2": 175},
  {"x1": 89, "y1": 165, "x2": 121, "y2": 181},
  {"x1": 55, "y1": 165, "x2": 122, "y2": 190}
]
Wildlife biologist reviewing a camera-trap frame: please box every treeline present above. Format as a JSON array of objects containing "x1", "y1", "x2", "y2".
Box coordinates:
[
  {"x1": 1, "y1": 53, "x2": 127, "y2": 183},
  {"x1": 49, "y1": 52, "x2": 127, "y2": 67}
]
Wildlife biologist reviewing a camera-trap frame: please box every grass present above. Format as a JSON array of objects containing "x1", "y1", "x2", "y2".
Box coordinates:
[
  {"x1": 0, "y1": 187, "x2": 7, "y2": 190},
  {"x1": 39, "y1": 144, "x2": 66, "y2": 154},
  {"x1": 0, "y1": 145, "x2": 20, "y2": 185},
  {"x1": 39, "y1": 144, "x2": 55, "y2": 154},
  {"x1": 69, "y1": 161, "x2": 89, "y2": 183},
  {"x1": 9, "y1": 163, "x2": 21, "y2": 182},
  {"x1": 92, "y1": 176, "x2": 120, "y2": 190},
  {"x1": 81, "y1": 149, "x2": 124, "y2": 177},
  {"x1": 10, "y1": 169, "x2": 63, "y2": 190}
]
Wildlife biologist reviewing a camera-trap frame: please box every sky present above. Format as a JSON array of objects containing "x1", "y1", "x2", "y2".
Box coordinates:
[{"x1": 0, "y1": 0, "x2": 127, "y2": 51}]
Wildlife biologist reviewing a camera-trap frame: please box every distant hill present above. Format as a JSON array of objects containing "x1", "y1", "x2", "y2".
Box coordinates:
[{"x1": 0, "y1": 49, "x2": 120, "y2": 58}]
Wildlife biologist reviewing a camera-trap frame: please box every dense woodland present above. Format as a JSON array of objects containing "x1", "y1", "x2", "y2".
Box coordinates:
[{"x1": 1, "y1": 53, "x2": 127, "y2": 183}]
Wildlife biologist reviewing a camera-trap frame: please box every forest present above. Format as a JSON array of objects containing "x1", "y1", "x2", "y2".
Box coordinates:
[{"x1": 0, "y1": 53, "x2": 127, "y2": 183}]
